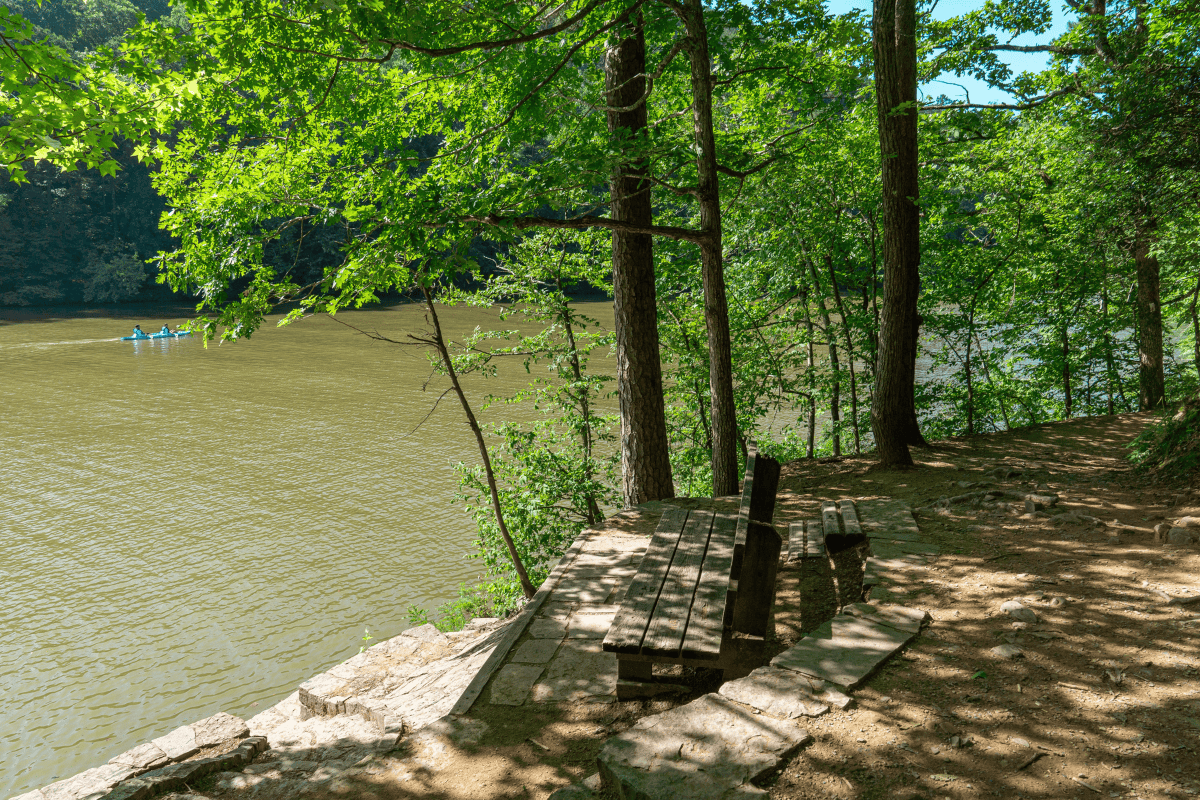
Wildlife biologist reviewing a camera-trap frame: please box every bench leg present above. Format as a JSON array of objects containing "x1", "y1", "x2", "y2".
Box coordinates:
[{"x1": 618, "y1": 659, "x2": 653, "y2": 681}]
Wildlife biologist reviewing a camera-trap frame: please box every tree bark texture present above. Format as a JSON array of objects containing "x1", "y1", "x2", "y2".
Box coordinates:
[
  {"x1": 1133, "y1": 215, "x2": 1165, "y2": 410},
  {"x1": 606, "y1": 16, "x2": 675, "y2": 505},
  {"x1": 871, "y1": 0, "x2": 926, "y2": 467},
  {"x1": 680, "y1": 0, "x2": 738, "y2": 496}
]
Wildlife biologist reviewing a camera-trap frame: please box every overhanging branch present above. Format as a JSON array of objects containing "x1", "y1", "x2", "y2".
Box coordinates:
[{"x1": 456, "y1": 213, "x2": 708, "y2": 243}]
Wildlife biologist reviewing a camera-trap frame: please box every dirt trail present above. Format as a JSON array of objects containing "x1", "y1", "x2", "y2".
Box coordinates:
[{"x1": 766, "y1": 411, "x2": 1200, "y2": 800}]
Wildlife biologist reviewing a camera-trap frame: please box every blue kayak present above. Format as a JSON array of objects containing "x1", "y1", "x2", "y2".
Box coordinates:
[{"x1": 120, "y1": 331, "x2": 192, "y2": 341}]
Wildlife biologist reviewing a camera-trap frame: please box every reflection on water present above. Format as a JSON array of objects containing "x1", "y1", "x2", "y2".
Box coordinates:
[{"x1": 0, "y1": 302, "x2": 612, "y2": 797}]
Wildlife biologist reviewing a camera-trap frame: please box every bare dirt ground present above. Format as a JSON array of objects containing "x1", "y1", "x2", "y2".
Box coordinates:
[
  {"x1": 187, "y1": 411, "x2": 1200, "y2": 800},
  {"x1": 764, "y1": 411, "x2": 1200, "y2": 800}
]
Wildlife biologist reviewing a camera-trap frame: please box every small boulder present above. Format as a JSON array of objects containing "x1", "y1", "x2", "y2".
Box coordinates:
[
  {"x1": 1024, "y1": 493, "x2": 1059, "y2": 513},
  {"x1": 1000, "y1": 600, "x2": 1039, "y2": 624},
  {"x1": 1167, "y1": 528, "x2": 1198, "y2": 545},
  {"x1": 1176, "y1": 516, "x2": 1200, "y2": 529},
  {"x1": 991, "y1": 644, "x2": 1024, "y2": 659},
  {"x1": 191, "y1": 712, "x2": 249, "y2": 748}
]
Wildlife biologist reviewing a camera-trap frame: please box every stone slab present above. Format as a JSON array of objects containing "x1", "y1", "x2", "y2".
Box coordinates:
[
  {"x1": 491, "y1": 664, "x2": 546, "y2": 706},
  {"x1": 717, "y1": 667, "x2": 831, "y2": 719},
  {"x1": 863, "y1": 554, "x2": 932, "y2": 586},
  {"x1": 840, "y1": 603, "x2": 931, "y2": 634},
  {"x1": 150, "y1": 724, "x2": 199, "y2": 761},
  {"x1": 566, "y1": 608, "x2": 618, "y2": 639},
  {"x1": 530, "y1": 640, "x2": 618, "y2": 703},
  {"x1": 552, "y1": 576, "x2": 619, "y2": 605},
  {"x1": 856, "y1": 499, "x2": 923, "y2": 540},
  {"x1": 511, "y1": 638, "x2": 561, "y2": 664},
  {"x1": 870, "y1": 540, "x2": 940, "y2": 558},
  {"x1": 108, "y1": 741, "x2": 169, "y2": 771},
  {"x1": 770, "y1": 614, "x2": 916, "y2": 688},
  {"x1": 41, "y1": 763, "x2": 135, "y2": 800},
  {"x1": 598, "y1": 693, "x2": 810, "y2": 799},
  {"x1": 190, "y1": 712, "x2": 249, "y2": 747},
  {"x1": 401, "y1": 623, "x2": 451, "y2": 644},
  {"x1": 529, "y1": 617, "x2": 568, "y2": 639}
]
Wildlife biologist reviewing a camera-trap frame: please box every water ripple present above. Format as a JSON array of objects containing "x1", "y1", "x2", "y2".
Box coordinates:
[{"x1": 0, "y1": 304, "x2": 613, "y2": 797}]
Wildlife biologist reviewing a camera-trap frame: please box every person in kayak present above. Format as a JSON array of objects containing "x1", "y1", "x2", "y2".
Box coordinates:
[
  {"x1": 160, "y1": 325, "x2": 171, "y2": 335},
  {"x1": 132, "y1": 325, "x2": 147, "y2": 338}
]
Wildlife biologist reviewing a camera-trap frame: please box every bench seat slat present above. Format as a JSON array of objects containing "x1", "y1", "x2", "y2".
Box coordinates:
[
  {"x1": 680, "y1": 512, "x2": 736, "y2": 660},
  {"x1": 641, "y1": 509, "x2": 715, "y2": 658},
  {"x1": 838, "y1": 500, "x2": 863, "y2": 537},
  {"x1": 603, "y1": 507, "x2": 690, "y2": 654},
  {"x1": 821, "y1": 500, "x2": 841, "y2": 539}
]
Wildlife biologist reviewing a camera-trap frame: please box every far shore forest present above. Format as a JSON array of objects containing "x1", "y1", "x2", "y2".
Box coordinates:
[{"x1": 3, "y1": 0, "x2": 1198, "y2": 622}]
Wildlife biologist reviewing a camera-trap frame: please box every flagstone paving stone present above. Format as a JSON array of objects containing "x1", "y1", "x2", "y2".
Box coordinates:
[
  {"x1": 769, "y1": 612, "x2": 917, "y2": 688},
  {"x1": 490, "y1": 664, "x2": 547, "y2": 706},
  {"x1": 598, "y1": 693, "x2": 811, "y2": 800},
  {"x1": 716, "y1": 667, "x2": 831, "y2": 719}
]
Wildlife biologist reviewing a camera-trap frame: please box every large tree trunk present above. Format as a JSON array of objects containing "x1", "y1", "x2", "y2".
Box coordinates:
[
  {"x1": 679, "y1": 0, "x2": 738, "y2": 496},
  {"x1": 1134, "y1": 214, "x2": 1165, "y2": 411},
  {"x1": 606, "y1": 16, "x2": 675, "y2": 505},
  {"x1": 871, "y1": 0, "x2": 926, "y2": 467}
]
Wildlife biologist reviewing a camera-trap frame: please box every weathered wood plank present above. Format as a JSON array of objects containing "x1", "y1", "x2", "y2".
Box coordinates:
[
  {"x1": 838, "y1": 500, "x2": 863, "y2": 538},
  {"x1": 731, "y1": 520, "x2": 782, "y2": 637},
  {"x1": 642, "y1": 509, "x2": 715, "y2": 657},
  {"x1": 786, "y1": 521, "x2": 803, "y2": 562},
  {"x1": 732, "y1": 442, "x2": 782, "y2": 579},
  {"x1": 787, "y1": 522, "x2": 825, "y2": 561},
  {"x1": 681, "y1": 512, "x2": 736, "y2": 660},
  {"x1": 821, "y1": 501, "x2": 841, "y2": 540},
  {"x1": 787, "y1": 519, "x2": 825, "y2": 560},
  {"x1": 749, "y1": 452, "x2": 781, "y2": 526},
  {"x1": 603, "y1": 507, "x2": 689, "y2": 654},
  {"x1": 807, "y1": 519, "x2": 826, "y2": 556}
]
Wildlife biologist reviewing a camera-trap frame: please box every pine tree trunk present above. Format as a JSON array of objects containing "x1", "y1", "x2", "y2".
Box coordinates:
[
  {"x1": 871, "y1": 0, "x2": 926, "y2": 466},
  {"x1": 1134, "y1": 213, "x2": 1165, "y2": 410},
  {"x1": 680, "y1": 0, "x2": 738, "y2": 496},
  {"x1": 606, "y1": 16, "x2": 675, "y2": 505}
]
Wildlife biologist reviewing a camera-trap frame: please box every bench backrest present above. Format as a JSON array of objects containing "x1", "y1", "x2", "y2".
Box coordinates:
[
  {"x1": 729, "y1": 441, "x2": 782, "y2": 637},
  {"x1": 731, "y1": 441, "x2": 781, "y2": 579}
]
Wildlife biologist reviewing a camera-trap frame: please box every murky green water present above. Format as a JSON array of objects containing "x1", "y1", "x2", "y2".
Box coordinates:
[{"x1": 0, "y1": 302, "x2": 613, "y2": 797}]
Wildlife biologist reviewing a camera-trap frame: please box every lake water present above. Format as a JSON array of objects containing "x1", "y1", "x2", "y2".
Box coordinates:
[{"x1": 0, "y1": 302, "x2": 613, "y2": 797}]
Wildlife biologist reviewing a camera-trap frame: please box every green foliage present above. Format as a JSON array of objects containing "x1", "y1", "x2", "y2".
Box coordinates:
[
  {"x1": 446, "y1": 231, "x2": 618, "y2": 607},
  {"x1": 1129, "y1": 391, "x2": 1200, "y2": 480},
  {"x1": 82, "y1": 243, "x2": 148, "y2": 302}
]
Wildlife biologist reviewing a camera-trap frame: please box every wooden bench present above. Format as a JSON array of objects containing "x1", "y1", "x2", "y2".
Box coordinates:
[{"x1": 602, "y1": 443, "x2": 782, "y2": 698}]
